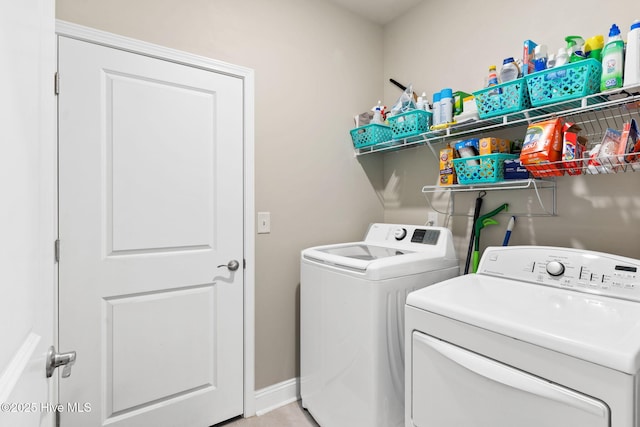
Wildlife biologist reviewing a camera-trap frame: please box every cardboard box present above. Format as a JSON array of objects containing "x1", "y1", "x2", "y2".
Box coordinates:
[
  {"x1": 479, "y1": 137, "x2": 510, "y2": 155},
  {"x1": 520, "y1": 118, "x2": 564, "y2": 177},
  {"x1": 439, "y1": 146, "x2": 457, "y2": 185},
  {"x1": 562, "y1": 132, "x2": 585, "y2": 175},
  {"x1": 503, "y1": 159, "x2": 530, "y2": 179},
  {"x1": 617, "y1": 118, "x2": 640, "y2": 164},
  {"x1": 522, "y1": 40, "x2": 538, "y2": 76},
  {"x1": 454, "y1": 138, "x2": 480, "y2": 166}
]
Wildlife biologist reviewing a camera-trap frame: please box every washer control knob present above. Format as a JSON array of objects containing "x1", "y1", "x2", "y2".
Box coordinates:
[
  {"x1": 546, "y1": 261, "x2": 565, "y2": 277},
  {"x1": 394, "y1": 228, "x2": 407, "y2": 240}
]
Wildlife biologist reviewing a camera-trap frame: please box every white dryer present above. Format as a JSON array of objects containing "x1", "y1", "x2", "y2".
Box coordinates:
[
  {"x1": 405, "y1": 245, "x2": 640, "y2": 427},
  {"x1": 301, "y1": 223, "x2": 459, "y2": 427}
]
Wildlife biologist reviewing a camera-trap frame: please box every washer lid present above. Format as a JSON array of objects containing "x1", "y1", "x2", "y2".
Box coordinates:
[
  {"x1": 406, "y1": 274, "x2": 640, "y2": 374},
  {"x1": 311, "y1": 243, "x2": 413, "y2": 261},
  {"x1": 302, "y1": 242, "x2": 457, "y2": 280}
]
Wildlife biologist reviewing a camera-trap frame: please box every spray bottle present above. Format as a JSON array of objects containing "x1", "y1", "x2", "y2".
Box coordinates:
[
  {"x1": 600, "y1": 24, "x2": 625, "y2": 91},
  {"x1": 565, "y1": 36, "x2": 585, "y2": 62},
  {"x1": 371, "y1": 101, "x2": 384, "y2": 124}
]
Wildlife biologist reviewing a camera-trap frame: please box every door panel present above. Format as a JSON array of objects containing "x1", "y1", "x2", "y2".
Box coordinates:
[
  {"x1": 0, "y1": 1, "x2": 55, "y2": 426},
  {"x1": 58, "y1": 36, "x2": 244, "y2": 427},
  {"x1": 107, "y1": 72, "x2": 216, "y2": 253},
  {"x1": 410, "y1": 332, "x2": 610, "y2": 427}
]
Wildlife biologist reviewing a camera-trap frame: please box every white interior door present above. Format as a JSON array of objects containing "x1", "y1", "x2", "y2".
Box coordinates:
[
  {"x1": 410, "y1": 332, "x2": 610, "y2": 427},
  {"x1": 0, "y1": 1, "x2": 56, "y2": 426},
  {"x1": 58, "y1": 36, "x2": 244, "y2": 427}
]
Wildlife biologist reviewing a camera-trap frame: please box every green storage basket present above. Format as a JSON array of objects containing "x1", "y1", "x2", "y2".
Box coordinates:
[
  {"x1": 452, "y1": 153, "x2": 518, "y2": 185},
  {"x1": 524, "y1": 59, "x2": 602, "y2": 107},
  {"x1": 350, "y1": 123, "x2": 392, "y2": 149},
  {"x1": 473, "y1": 78, "x2": 531, "y2": 119},
  {"x1": 388, "y1": 109, "x2": 431, "y2": 139}
]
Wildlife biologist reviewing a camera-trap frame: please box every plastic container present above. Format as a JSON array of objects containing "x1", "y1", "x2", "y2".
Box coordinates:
[
  {"x1": 600, "y1": 24, "x2": 624, "y2": 91},
  {"x1": 555, "y1": 47, "x2": 569, "y2": 67},
  {"x1": 387, "y1": 109, "x2": 431, "y2": 139},
  {"x1": 371, "y1": 105, "x2": 384, "y2": 124},
  {"x1": 487, "y1": 65, "x2": 499, "y2": 86},
  {"x1": 350, "y1": 124, "x2": 392, "y2": 149},
  {"x1": 473, "y1": 78, "x2": 531, "y2": 119},
  {"x1": 500, "y1": 57, "x2": 519, "y2": 83},
  {"x1": 440, "y1": 88, "x2": 454, "y2": 124},
  {"x1": 534, "y1": 45, "x2": 548, "y2": 72},
  {"x1": 525, "y1": 59, "x2": 602, "y2": 106},
  {"x1": 432, "y1": 92, "x2": 441, "y2": 126},
  {"x1": 452, "y1": 153, "x2": 519, "y2": 185},
  {"x1": 584, "y1": 35, "x2": 604, "y2": 62},
  {"x1": 624, "y1": 20, "x2": 640, "y2": 88}
]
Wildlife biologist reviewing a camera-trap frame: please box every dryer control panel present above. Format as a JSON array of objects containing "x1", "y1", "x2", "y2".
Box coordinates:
[{"x1": 478, "y1": 246, "x2": 640, "y2": 302}]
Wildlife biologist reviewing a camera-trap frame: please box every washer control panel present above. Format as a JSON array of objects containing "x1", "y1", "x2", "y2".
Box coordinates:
[
  {"x1": 478, "y1": 246, "x2": 640, "y2": 302},
  {"x1": 365, "y1": 223, "x2": 443, "y2": 246}
]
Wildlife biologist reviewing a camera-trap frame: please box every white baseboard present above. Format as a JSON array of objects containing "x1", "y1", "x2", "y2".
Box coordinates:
[{"x1": 254, "y1": 377, "x2": 300, "y2": 416}]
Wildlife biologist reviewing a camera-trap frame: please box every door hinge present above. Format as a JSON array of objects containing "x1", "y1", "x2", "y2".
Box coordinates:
[
  {"x1": 55, "y1": 239, "x2": 60, "y2": 263},
  {"x1": 54, "y1": 72, "x2": 59, "y2": 96},
  {"x1": 243, "y1": 259, "x2": 246, "y2": 269}
]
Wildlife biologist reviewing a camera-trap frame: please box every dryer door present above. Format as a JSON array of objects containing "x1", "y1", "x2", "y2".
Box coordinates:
[{"x1": 410, "y1": 332, "x2": 610, "y2": 427}]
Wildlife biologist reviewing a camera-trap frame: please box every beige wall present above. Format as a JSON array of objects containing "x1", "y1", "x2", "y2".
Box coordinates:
[
  {"x1": 382, "y1": 0, "x2": 640, "y2": 262},
  {"x1": 55, "y1": 0, "x2": 386, "y2": 389}
]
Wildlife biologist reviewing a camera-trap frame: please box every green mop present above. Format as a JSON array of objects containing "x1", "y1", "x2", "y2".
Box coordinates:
[{"x1": 472, "y1": 203, "x2": 509, "y2": 273}]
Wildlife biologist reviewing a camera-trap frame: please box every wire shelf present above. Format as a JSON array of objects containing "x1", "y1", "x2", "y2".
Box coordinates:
[{"x1": 355, "y1": 86, "x2": 640, "y2": 161}]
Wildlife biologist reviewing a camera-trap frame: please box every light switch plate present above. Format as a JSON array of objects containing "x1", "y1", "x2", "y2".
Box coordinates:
[{"x1": 257, "y1": 212, "x2": 271, "y2": 234}]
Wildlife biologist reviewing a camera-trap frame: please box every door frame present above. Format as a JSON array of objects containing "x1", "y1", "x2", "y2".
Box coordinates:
[{"x1": 55, "y1": 20, "x2": 256, "y2": 418}]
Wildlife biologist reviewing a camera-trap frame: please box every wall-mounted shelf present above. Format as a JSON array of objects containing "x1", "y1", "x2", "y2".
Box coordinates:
[
  {"x1": 357, "y1": 86, "x2": 640, "y2": 218},
  {"x1": 422, "y1": 179, "x2": 557, "y2": 217},
  {"x1": 355, "y1": 86, "x2": 640, "y2": 160}
]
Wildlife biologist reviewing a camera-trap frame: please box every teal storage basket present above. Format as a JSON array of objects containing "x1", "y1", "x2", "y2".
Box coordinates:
[
  {"x1": 452, "y1": 153, "x2": 518, "y2": 185},
  {"x1": 350, "y1": 123, "x2": 392, "y2": 148},
  {"x1": 388, "y1": 109, "x2": 431, "y2": 138},
  {"x1": 473, "y1": 78, "x2": 531, "y2": 119},
  {"x1": 524, "y1": 59, "x2": 602, "y2": 107}
]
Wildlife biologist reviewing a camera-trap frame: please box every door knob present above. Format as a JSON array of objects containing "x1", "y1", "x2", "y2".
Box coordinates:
[
  {"x1": 217, "y1": 259, "x2": 240, "y2": 271},
  {"x1": 45, "y1": 346, "x2": 76, "y2": 378}
]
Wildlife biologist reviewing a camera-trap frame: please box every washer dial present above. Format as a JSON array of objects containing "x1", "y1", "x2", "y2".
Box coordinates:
[{"x1": 394, "y1": 228, "x2": 407, "y2": 241}]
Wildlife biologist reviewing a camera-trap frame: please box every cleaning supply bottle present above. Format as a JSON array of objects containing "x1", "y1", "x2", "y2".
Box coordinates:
[
  {"x1": 440, "y1": 88, "x2": 454, "y2": 124},
  {"x1": 533, "y1": 45, "x2": 548, "y2": 71},
  {"x1": 499, "y1": 57, "x2": 519, "y2": 82},
  {"x1": 565, "y1": 36, "x2": 585, "y2": 62},
  {"x1": 600, "y1": 24, "x2": 625, "y2": 91},
  {"x1": 584, "y1": 34, "x2": 604, "y2": 62},
  {"x1": 624, "y1": 20, "x2": 640, "y2": 88},
  {"x1": 371, "y1": 101, "x2": 384, "y2": 124},
  {"x1": 486, "y1": 65, "x2": 500, "y2": 95},
  {"x1": 432, "y1": 92, "x2": 441, "y2": 126},
  {"x1": 555, "y1": 47, "x2": 569, "y2": 67}
]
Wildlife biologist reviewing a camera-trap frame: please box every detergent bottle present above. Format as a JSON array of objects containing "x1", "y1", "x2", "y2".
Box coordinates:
[
  {"x1": 600, "y1": 24, "x2": 625, "y2": 91},
  {"x1": 584, "y1": 34, "x2": 604, "y2": 62},
  {"x1": 624, "y1": 20, "x2": 640, "y2": 88}
]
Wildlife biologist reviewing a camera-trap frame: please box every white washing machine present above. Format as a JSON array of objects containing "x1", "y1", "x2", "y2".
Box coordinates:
[
  {"x1": 300, "y1": 223, "x2": 459, "y2": 427},
  {"x1": 405, "y1": 245, "x2": 640, "y2": 427}
]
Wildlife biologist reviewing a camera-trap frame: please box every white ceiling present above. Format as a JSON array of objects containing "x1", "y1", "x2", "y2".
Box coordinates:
[{"x1": 326, "y1": 0, "x2": 423, "y2": 25}]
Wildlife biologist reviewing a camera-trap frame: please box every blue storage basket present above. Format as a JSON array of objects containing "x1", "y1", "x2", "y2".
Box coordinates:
[
  {"x1": 388, "y1": 109, "x2": 431, "y2": 139},
  {"x1": 452, "y1": 153, "x2": 518, "y2": 185},
  {"x1": 350, "y1": 123, "x2": 392, "y2": 148},
  {"x1": 473, "y1": 78, "x2": 531, "y2": 119},
  {"x1": 524, "y1": 59, "x2": 602, "y2": 107}
]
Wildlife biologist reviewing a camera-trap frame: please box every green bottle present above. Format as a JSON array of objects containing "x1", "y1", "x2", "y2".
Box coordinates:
[{"x1": 600, "y1": 24, "x2": 624, "y2": 91}]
